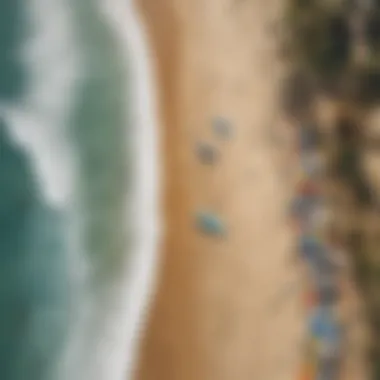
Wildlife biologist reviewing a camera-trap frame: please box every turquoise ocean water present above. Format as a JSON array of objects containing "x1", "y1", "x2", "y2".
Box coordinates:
[{"x1": 0, "y1": 1, "x2": 155, "y2": 379}]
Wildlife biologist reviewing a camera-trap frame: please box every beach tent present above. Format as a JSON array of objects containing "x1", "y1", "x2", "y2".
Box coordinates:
[{"x1": 309, "y1": 307, "x2": 341, "y2": 351}]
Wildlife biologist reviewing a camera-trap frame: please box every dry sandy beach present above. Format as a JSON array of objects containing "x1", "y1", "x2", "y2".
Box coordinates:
[
  {"x1": 132, "y1": 1, "x2": 306, "y2": 379},
  {"x1": 132, "y1": 0, "x2": 372, "y2": 378}
]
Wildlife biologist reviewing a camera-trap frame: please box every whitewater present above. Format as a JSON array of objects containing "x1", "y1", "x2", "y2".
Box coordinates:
[{"x1": 0, "y1": 0, "x2": 161, "y2": 379}]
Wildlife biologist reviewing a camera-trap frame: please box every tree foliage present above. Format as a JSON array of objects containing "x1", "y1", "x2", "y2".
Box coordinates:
[
  {"x1": 285, "y1": 0, "x2": 351, "y2": 85},
  {"x1": 283, "y1": 1, "x2": 380, "y2": 378}
]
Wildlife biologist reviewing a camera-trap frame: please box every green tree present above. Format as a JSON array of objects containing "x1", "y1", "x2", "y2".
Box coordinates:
[{"x1": 284, "y1": 1, "x2": 380, "y2": 378}]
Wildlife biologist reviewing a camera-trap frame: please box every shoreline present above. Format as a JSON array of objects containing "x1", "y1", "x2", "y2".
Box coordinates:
[
  {"x1": 49, "y1": 1, "x2": 166, "y2": 380},
  {"x1": 99, "y1": 1, "x2": 163, "y2": 380}
]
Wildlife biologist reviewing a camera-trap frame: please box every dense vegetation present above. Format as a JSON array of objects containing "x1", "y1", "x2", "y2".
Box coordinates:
[
  {"x1": 283, "y1": 0, "x2": 380, "y2": 378},
  {"x1": 284, "y1": 0, "x2": 380, "y2": 104}
]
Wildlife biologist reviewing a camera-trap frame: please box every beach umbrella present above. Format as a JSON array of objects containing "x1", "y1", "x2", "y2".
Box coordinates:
[
  {"x1": 298, "y1": 235, "x2": 339, "y2": 274},
  {"x1": 195, "y1": 211, "x2": 226, "y2": 237},
  {"x1": 301, "y1": 151, "x2": 325, "y2": 178},
  {"x1": 290, "y1": 194, "x2": 321, "y2": 221},
  {"x1": 298, "y1": 235, "x2": 327, "y2": 263},
  {"x1": 309, "y1": 307, "x2": 341, "y2": 350}
]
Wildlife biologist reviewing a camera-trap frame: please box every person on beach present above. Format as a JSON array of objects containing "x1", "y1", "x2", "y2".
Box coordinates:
[
  {"x1": 289, "y1": 178, "x2": 324, "y2": 231},
  {"x1": 314, "y1": 312, "x2": 343, "y2": 380},
  {"x1": 290, "y1": 195, "x2": 320, "y2": 226},
  {"x1": 297, "y1": 234, "x2": 330, "y2": 265}
]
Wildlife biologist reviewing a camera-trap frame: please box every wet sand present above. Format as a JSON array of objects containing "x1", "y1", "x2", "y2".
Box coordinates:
[{"x1": 134, "y1": 1, "x2": 304, "y2": 379}]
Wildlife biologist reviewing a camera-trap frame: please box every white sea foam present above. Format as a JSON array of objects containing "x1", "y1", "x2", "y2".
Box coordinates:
[
  {"x1": 64, "y1": 1, "x2": 163, "y2": 379},
  {"x1": 55, "y1": 0, "x2": 162, "y2": 378},
  {"x1": 2, "y1": 0, "x2": 79, "y2": 209},
  {"x1": 2, "y1": 0, "x2": 89, "y2": 342},
  {"x1": 90, "y1": 1, "x2": 163, "y2": 380}
]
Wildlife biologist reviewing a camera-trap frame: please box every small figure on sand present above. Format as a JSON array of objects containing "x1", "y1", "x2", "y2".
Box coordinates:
[
  {"x1": 196, "y1": 211, "x2": 226, "y2": 237},
  {"x1": 195, "y1": 141, "x2": 219, "y2": 165},
  {"x1": 212, "y1": 117, "x2": 233, "y2": 139}
]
